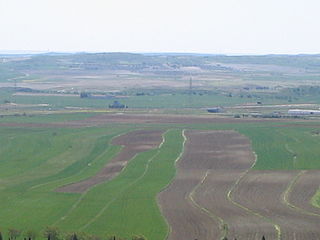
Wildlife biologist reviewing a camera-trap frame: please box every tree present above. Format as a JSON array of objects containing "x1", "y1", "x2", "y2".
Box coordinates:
[
  {"x1": 8, "y1": 229, "x2": 21, "y2": 240},
  {"x1": 43, "y1": 227, "x2": 60, "y2": 240},
  {"x1": 25, "y1": 230, "x2": 37, "y2": 240},
  {"x1": 71, "y1": 234, "x2": 78, "y2": 240},
  {"x1": 0, "y1": 231, "x2": 3, "y2": 240},
  {"x1": 106, "y1": 236, "x2": 116, "y2": 240},
  {"x1": 65, "y1": 233, "x2": 79, "y2": 240}
]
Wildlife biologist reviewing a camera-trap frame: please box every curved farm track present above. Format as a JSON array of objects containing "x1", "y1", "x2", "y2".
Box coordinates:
[
  {"x1": 158, "y1": 130, "x2": 275, "y2": 240},
  {"x1": 233, "y1": 171, "x2": 320, "y2": 240},
  {"x1": 57, "y1": 129, "x2": 164, "y2": 193},
  {"x1": 288, "y1": 170, "x2": 320, "y2": 216}
]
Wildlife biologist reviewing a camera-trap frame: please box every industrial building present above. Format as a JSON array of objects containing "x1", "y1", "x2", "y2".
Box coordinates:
[
  {"x1": 207, "y1": 107, "x2": 223, "y2": 113},
  {"x1": 288, "y1": 109, "x2": 320, "y2": 116}
]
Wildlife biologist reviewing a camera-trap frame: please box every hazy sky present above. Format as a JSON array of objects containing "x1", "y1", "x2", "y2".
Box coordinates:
[{"x1": 1, "y1": 0, "x2": 320, "y2": 54}]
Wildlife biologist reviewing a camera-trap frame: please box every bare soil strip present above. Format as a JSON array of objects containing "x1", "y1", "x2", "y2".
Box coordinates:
[
  {"x1": 56, "y1": 129, "x2": 164, "y2": 193},
  {"x1": 0, "y1": 113, "x2": 288, "y2": 128},
  {"x1": 287, "y1": 170, "x2": 320, "y2": 216},
  {"x1": 158, "y1": 130, "x2": 275, "y2": 240},
  {"x1": 233, "y1": 171, "x2": 320, "y2": 240}
]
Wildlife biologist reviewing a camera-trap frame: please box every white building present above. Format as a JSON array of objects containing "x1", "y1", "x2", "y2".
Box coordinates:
[{"x1": 288, "y1": 109, "x2": 320, "y2": 116}]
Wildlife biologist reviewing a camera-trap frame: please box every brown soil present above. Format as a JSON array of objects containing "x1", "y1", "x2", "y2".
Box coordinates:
[
  {"x1": 233, "y1": 171, "x2": 320, "y2": 240},
  {"x1": 56, "y1": 129, "x2": 164, "y2": 193},
  {"x1": 158, "y1": 169, "x2": 220, "y2": 240},
  {"x1": 0, "y1": 113, "x2": 289, "y2": 129},
  {"x1": 288, "y1": 170, "x2": 320, "y2": 215},
  {"x1": 72, "y1": 113, "x2": 286, "y2": 126},
  {"x1": 194, "y1": 169, "x2": 276, "y2": 240},
  {"x1": 158, "y1": 130, "x2": 275, "y2": 240}
]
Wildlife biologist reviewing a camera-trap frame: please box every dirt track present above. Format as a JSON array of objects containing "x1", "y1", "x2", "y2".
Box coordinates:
[
  {"x1": 56, "y1": 129, "x2": 164, "y2": 193},
  {"x1": 233, "y1": 171, "x2": 320, "y2": 240},
  {"x1": 158, "y1": 130, "x2": 275, "y2": 240}
]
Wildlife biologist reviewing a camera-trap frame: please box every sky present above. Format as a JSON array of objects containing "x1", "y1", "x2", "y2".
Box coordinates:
[{"x1": 0, "y1": 0, "x2": 320, "y2": 55}]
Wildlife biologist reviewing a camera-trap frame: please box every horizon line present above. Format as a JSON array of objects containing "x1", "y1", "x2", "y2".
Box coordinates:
[{"x1": 1, "y1": 50, "x2": 320, "y2": 56}]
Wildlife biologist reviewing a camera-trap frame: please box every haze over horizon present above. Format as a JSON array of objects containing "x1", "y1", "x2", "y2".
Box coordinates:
[{"x1": 1, "y1": 0, "x2": 320, "y2": 55}]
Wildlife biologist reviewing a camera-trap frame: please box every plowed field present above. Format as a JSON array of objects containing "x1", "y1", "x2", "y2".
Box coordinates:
[{"x1": 158, "y1": 130, "x2": 320, "y2": 240}]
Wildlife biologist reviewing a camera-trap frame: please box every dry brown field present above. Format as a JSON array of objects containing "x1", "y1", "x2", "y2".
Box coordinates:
[
  {"x1": 287, "y1": 170, "x2": 320, "y2": 216},
  {"x1": 158, "y1": 130, "x2": 320, "y2": 240},
  {"x1": 234, "y1": 171, "x2": 320, "y2": 239},
  {"x1": 0, "y1": 113, "x2": 290, "y2": 129}
]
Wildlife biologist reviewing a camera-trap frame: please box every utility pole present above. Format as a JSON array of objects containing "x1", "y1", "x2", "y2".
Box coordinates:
[
  {"x1": 14, "y1": 78, "x2": 17, "y2": 107},
  {"x1": 188, "y1": 76, "x2": 193, "y2": 107}
]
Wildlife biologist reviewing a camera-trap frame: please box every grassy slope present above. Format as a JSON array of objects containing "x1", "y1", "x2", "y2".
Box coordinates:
[
  {"x1": 0, "y1": 126, "x2": 129, "y2": 230},
  {"x1": 55, "y1": 129, "x2": 184, "y2": 239},
  {"x1": 0, "y1": 126, "x2": 183, "y2": 239},
  {"x1": 1, "y1": 115, "x2": 320, "y2": 237},
  {"x1": 237, "y1": 125, "x2": 320, "y2": 170}
]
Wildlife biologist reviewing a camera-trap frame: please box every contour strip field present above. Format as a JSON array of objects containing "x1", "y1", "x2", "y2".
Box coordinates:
[
  {"x1": 57, "y1": 129, "x2": 164, "y2": 193},
  {"x1": 233, "y1": 171, "x2": 320, "y2": 240},
  {"x1": 158, "y1": 130, "x2": 275, "y2": 240},
  {"x1": 288, "y1": 170, "x2": 320, "y2": 216}
]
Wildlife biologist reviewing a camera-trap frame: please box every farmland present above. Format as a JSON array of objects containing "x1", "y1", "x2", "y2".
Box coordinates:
[
  {"x1": 1, "y1": 53, "x2": 320, "y2": 240},
  {"x1": 0, "y1": 113, "x2": 320, "y2": 239}
]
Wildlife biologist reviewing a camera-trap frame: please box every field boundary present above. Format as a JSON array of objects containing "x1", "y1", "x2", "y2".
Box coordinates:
[
  {"x1": 52, "y1": 129, "x2": 146, "y2": 225},
  {"x1": 188, "y1": 170, "x2": 227, "y2": 240},
  {"x1": 311, "y1": 190, "x2": 320, "y2": 209},
  {"x1": 80, "y1": 149, "x2": 161, "y2": 230},
  {"x1": 227, "y1": 151, "x2": 282, "y2": 240},
  {"x1": 29, "y1": 130, "x2": 129, "y2": 191},
  {"x1": 156, "y1": 129, "x2": 186, "y2": 240},
  {"x1": 282, "y1": 170, "x2": 320, "y2": 217},
  {"x1": 79, "y1": 129, "x2": 179, "y2": 231}
]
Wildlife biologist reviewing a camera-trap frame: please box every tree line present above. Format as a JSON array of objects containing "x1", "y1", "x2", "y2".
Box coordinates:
[{"x1": 0, "y1": 227, "x2": 146, "y2": 240}]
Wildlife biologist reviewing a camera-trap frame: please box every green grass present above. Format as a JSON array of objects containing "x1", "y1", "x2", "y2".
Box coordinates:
[
  {"x1": 0, "y1": 126, "x2": 130, "y2": 230},
  {"x1": 52, "y1": 129, "x2": 184, "y2": 239},
  {"x1": 8, "y1": 93, "x2": 247, "y2": 109},
  {"x1": 0, "y1": 126, "x2": 184, "y2": 239},
  {"x1": 1, "y1": 113, "x2": 320, "y2": 239},
  {"x1": 1, "y1": 91, "x2": 300, "y2": 110},
  {"x1": 236, "y1": 125, "x2": 320, "y2": 170},
  {"x1": 311, "y1": 190, "x2": 320, "y2": 209},
  {"x1": 0, "y1": 66, "x2": 24, "y2": 82}
]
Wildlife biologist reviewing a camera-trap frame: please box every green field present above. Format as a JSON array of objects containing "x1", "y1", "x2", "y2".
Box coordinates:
[
  {"x1": 5, "y1": 92, "x2": 320, "y2": 109},
  {"x1": 1, "y1": 113, "x2": 320, "y2": 239},
  {"x1": 238, "y1": 125, "x2": 320, "y2": 170},
  {"x1": 2, "y1": 88, "x2": 320, "y2": 112},
  {"x1": 0, "y1": 90, "x2": 264, "y2": 110},
  {"x1": 0, "y1": 124, "x2": 185, "y2": 239}
]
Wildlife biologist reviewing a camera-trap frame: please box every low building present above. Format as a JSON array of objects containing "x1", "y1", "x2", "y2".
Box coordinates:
[
  {"x1": 207, "y1": 107, "x2": 223, "y2": 113},
  {"x1": 288, "y1": 109, "x2": 320, "y2": 116},
  {"x1": 109, "y1": 101, "x2": 127, "y2": 109}
]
